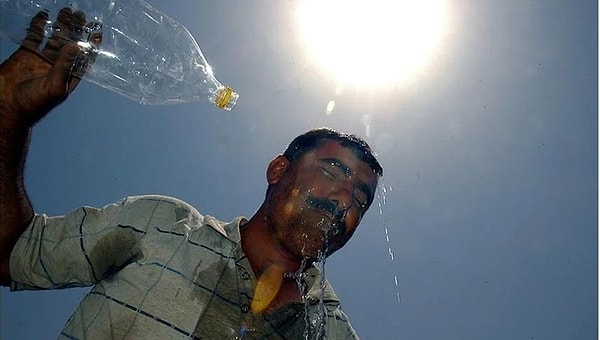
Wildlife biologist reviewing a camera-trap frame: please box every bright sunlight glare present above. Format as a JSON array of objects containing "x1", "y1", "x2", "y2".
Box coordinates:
[{"x1": 297, "y1": 0, "x2": 448, "y2": 88}]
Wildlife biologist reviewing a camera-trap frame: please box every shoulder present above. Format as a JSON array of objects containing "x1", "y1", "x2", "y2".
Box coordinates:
[
  {"x1": 120, "y1": 194, "x2": 198, "y2": 210},
  {"x1": 119, "y1": 195, "x2": 246, "y2": 241},
  {"x1": 108, "y1": 194, "x2": 204, "y2": 228}
]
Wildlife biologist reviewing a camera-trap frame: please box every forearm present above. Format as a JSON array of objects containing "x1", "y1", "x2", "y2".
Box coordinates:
[
  {"x1": 0, "y1": 124, "x2": 35, "y2": 286},
  {"x1": 0, "y1": 10, "x2": 90, "y2": 286}
]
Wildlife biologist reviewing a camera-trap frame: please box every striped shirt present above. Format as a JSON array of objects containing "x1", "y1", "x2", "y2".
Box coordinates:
[{"x1": 10, "y1": 195, "x2": 359, "y2": 339}]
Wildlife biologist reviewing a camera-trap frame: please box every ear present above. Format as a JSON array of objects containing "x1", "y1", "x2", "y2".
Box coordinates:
[{"x1": 266, "y1": 155, "x2": 290, "y2": 185}]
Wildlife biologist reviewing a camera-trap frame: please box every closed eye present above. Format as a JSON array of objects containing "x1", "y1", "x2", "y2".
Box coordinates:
[
  {"x1": 353, "y1": 194, "x2": 368, "y2": 211},
  {"x1": 321, "y1": 167, "x2": 337, "y2": 179},
  {"x1": 322, "y1": 166, "x2": 369, "y2": 210}
]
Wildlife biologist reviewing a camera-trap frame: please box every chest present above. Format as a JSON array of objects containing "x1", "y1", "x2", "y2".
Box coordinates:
[{"x1": 98, "y1": 231, "x2": 300, "y2": 338}]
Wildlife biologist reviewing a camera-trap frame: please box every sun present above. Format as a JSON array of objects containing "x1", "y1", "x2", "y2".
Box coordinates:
[{"x1": 296, "y1": 0, "x2": 448, "y2": 88}]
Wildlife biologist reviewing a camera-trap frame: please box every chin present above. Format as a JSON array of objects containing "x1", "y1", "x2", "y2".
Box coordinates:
[
  {"x1": 295, "y1": 234, "x2": 347, "y2": 261},
  {"x1": 299, "y1": 246, "x2": 324, "y2": 261},
  {"x1": 301, "y1": 242, "x2": 342, "y2": 262}
]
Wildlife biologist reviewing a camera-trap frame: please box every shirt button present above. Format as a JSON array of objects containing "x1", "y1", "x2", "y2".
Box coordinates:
[{"x1": 241, "y1": 303, "x2": 250, "y2": 313}]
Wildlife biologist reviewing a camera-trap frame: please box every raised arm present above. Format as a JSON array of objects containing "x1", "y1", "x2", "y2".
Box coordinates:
[{"x1": 0, "y1": 9, "x2": 100, "y2": 285}]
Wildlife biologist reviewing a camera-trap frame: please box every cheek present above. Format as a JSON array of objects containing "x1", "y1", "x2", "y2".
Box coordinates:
[
  {"x1": 283, "y1": 188, "x2": 301, "y2": 216},
  {"x1": 294, "y1": 173, "x2": 332, "y2": 194}
]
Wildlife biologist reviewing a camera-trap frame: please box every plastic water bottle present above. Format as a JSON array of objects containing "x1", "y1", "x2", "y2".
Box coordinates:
[{"x1": 0, "y1": 0, "x2": 239, "y2": 109}]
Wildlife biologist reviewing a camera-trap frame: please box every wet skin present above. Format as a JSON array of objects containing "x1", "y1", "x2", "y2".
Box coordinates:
[{"x1": 266, "y1": 140, "x2": 379, "y2": 263}]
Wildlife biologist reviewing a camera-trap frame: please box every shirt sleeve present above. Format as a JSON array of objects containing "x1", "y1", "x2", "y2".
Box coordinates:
[{"x1": 9, "y1": 196, "x2": 160, "y2": 291}]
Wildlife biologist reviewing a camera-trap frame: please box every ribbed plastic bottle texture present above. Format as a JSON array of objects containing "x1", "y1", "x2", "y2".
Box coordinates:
[{"x1": 0, "y1": 0, "x2": 239, "y2": 109}]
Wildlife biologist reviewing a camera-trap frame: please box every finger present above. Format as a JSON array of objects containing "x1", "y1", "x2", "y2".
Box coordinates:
[
  {"x1": 68, "y1": 10, "x2": 87, "y2": 42},
  {"x1": 83, "y1": 21, "x2": 103, "y2": 65},
  {"x1": 47, "y1": 44, "x2": 81, "y2": 99},
  {"x1": 54, "y1": 7, "x2": 74, "y2": 37},
  {"x1": 42, "y1": 7, "x2": 73, "y2": 62},
  {"x1": 86, "y1": 21, "x2": 103, "y2": 49},
  {"x1": 21, "y1": 11, "x2": 49, "y2": 52},
  {"x1": 70, "y1": 21, "x2": 103, "y2": 79}
]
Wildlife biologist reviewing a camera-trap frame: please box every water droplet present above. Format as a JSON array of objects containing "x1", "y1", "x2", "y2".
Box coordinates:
[{"x1": 326, "y1": 100, "x2": 335, "y2": 115}]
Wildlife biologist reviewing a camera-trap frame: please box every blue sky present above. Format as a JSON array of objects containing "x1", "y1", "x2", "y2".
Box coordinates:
[{"x1": 1, "y1": 0, "x2": 597, "y2": 339}]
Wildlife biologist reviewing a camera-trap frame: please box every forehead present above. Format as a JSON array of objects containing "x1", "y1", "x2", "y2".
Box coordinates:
[{"x1": 304, "y1": 140, "x2": 379, "y2": 186}]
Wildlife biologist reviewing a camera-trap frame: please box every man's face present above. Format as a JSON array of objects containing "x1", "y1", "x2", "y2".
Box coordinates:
[{"x1": 266, "y1": 140, "x2": 379, "y2": 263}]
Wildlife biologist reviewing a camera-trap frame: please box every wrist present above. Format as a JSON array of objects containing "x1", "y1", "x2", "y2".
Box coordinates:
[{"x1": 0, "y1": 123, "x2": 31, "y2": 175}]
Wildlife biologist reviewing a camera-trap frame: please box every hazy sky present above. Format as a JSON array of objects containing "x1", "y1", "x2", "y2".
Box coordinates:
[{"x1": 1, "y1": 0, "x2": 597, "y2": 339}]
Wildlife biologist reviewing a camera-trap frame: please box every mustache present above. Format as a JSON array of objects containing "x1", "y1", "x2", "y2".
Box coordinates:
[
  {"x1": 305, "y1": 197, "x2": 347, "y2": 227},
  {"x1": 305, "y1": 197, "x2": 352, "y2": 258}
]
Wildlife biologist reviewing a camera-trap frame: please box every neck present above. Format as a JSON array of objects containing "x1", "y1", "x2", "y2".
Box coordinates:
[
  {"x1": 240, "y1": 209, "x2": 306, "y2": 314},
  {"x1": 240, "y1": 211, "x2": 303, "y2": 277}
]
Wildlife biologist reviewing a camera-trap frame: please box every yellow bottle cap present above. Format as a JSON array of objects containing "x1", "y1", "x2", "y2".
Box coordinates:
[{"x1": 214, "y1": 86, "x2": 239, "y2": 111}]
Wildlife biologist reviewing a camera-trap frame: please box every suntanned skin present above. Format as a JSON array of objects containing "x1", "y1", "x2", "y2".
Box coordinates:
[
  {"x1": 241, "y1": 141, "x2": 378, "y2": 313},
  {"x1": 0, "y1": 10, "x2": 379, "y2": 316},
  {"x1": 0, "y1": 9, "x2": 94, "y2": 286}
]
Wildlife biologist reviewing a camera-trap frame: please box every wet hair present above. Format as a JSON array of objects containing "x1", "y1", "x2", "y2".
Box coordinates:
[
  {"x1": 283, "y1": 127, "x2": 383, "y2": 177},
  {"x1": 265, "y1": 128, "x2": 383, "y2": 199}
]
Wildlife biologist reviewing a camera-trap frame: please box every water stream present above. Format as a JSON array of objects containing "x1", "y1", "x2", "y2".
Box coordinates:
[
  {"x1": 293, "y1": 182, "x2": 401, "y2": 339},
  {"x1": 377, "y1": 183, "x2": 401, "y2": 303}
]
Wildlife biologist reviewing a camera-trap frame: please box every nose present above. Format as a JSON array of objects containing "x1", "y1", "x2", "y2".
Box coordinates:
[{"x1": 328, "y1": 184, "x2": 353, "y2": 211}]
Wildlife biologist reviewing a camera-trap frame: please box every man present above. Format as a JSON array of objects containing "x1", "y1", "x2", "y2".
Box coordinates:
[{"x1": 1, "y1": 9, "x2": 383, "y2": 339}]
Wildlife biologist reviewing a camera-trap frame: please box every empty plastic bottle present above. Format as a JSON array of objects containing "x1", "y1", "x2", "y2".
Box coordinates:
[{"x1": 0, "y1": 0, "x2": 239, "y2": 109}]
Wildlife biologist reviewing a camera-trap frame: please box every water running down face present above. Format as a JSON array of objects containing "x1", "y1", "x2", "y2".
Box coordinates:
[{"x1": 267, "y1": 140, "x2": 379, "y2": 262}]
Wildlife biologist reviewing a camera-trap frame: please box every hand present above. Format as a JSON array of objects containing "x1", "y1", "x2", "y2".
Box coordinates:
[{"x1": 0, "y1": 8, "x2": 102, "y2": 129}]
